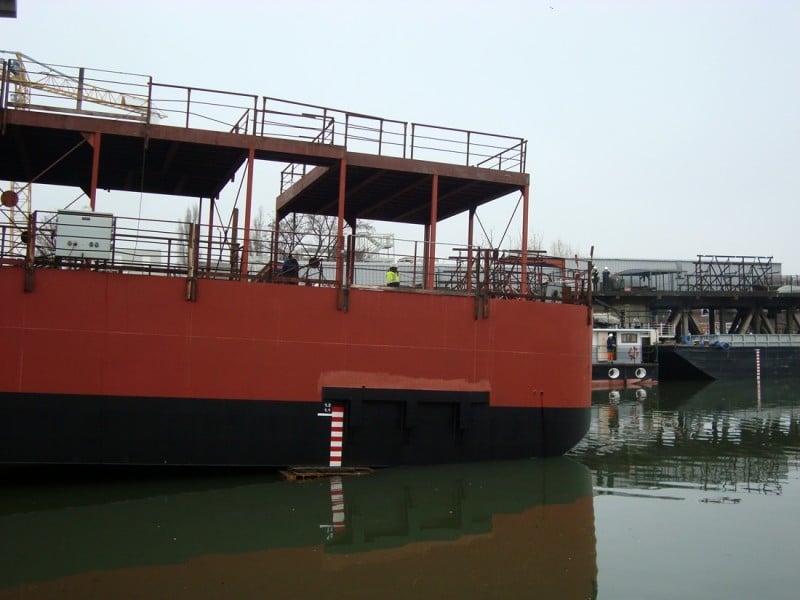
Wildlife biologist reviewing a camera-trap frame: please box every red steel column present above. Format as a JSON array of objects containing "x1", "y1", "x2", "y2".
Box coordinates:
[
  {"x1": 335, "y1": 160, "x2": 347, "y2": 284},
  {"x1": 521, "y1": 185, "x2": 530, "y2": 295},
  {"x1": 240, "y1": 147, "x2": 255, "y2": 277},
  {"x1": 467, "y1": 206, "x2": 475, "y2": 292},
  {"x1": 206, "y1": 197, "x2": 215, "y2": 273},
  {"x1": 426, "y1": 174, "x2": 439, "y2": 289},
  {"x1": 88, "y1": 132, "x2": 101, "y2": 211}
]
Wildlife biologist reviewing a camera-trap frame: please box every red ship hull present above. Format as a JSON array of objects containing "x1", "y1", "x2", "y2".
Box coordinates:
[{"x1": 0, "y1": 267, "x2": 591, "y2": 466}]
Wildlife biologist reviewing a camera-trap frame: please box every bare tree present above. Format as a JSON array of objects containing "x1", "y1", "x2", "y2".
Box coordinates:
[
  {"x1": 505, "y1": 230, "x2": 546, "y2": 254},
  {"x1": 518, "y1": 230, "x2": 545, "y2": 253},
  {"x1": 265, "y1": 212, "x2": 382, "y2": 261},
  {"x1": 249, "y1": 206, "x2": 271, "y2": 258},
  {"x1": 295, "y1": 214, "x2": 338, "y2": 259},
  {"x1": 263, "y1": 213, "x2": 335, "y2": 259},
  {"x1": 549, "y1": 238, "x2": 577, "y2": 259},
  {"x1": 476, "y1": 228, "x2": 498, "y2": 249}
]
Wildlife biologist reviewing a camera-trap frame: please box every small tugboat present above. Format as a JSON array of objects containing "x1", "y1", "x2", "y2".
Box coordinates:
[{"x1": 591, "y1": 327, "x2": 659, "y2": 389}]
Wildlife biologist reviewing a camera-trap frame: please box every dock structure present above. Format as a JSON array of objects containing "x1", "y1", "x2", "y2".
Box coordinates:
[
  {"x1": 280, "y1": 466, "x2": 374, "y2": 482},
  {"x1": 593, "y1": 255, "x2": 800, "y2": 336}
]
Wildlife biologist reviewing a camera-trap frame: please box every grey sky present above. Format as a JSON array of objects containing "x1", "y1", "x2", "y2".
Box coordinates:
[{"x1": 3, "y1": 0, "x2": 798, "y2": 273}]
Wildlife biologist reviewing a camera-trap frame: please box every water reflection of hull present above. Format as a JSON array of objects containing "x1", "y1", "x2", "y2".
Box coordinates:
[
  {"x1": 0, "y1": 459, "x2": 596, "y2": 597},
  {"x1": 574, "y1": 380, "x2": 800, "y2": 491},
  {"x1": 658, "y1": 379, "x2": 800, "y2": 409},
  {"x1": 592, "y1": 387, "x2": 654, "y2": 405}
]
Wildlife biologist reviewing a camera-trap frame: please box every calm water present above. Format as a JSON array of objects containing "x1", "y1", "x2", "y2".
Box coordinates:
[{"x1": 1, "y1": 380, "x2": 799, "y2": 599}]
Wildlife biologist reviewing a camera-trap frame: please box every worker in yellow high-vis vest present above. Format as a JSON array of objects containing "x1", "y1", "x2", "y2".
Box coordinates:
[{"x1": 385, "y1": 265, "x2": 400, "y2": 287}]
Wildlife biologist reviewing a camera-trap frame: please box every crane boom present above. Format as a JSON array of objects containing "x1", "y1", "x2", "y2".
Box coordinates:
[
  {"x1": 1, "y1": 51, "x2": 166, "y2": 254},
  {"x1": 3, "y1": 51, "x2": 165, "y2": 120}
]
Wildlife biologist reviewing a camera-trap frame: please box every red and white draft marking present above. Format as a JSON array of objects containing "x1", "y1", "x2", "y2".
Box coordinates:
[
  {"x1": 755, "y1": 349, "x2": 762, "y2": 407},
  {"x1": 317, "y1": 402, "x2": 346, "y2": 467},
  {"x1": 329, "y1": 404, "x2": 344, "y2": 467}
]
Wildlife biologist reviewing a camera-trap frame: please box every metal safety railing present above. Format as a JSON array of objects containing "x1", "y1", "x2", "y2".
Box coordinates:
[
  {"x1": 0, "y1": 51, "x2": 528, "y2": 184},
  {"x1": 4, "y1": 210, "x2": 589, "y2": 304}
]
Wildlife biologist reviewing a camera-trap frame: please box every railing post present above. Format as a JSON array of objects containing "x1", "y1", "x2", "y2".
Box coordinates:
[
  {"x1": 322, "y1": 109, "x2": 333, "y2": 144},
  {"x1": 251, "y1": 95, "x2": 258, "y2": 135},
  {"x1": 186, "y1": 222, "x2": 199, "y2": 301},
  {"x1": 76, "y1": 67, "x2": 85, "y2": 112},
  {"x1": 260, "y1": 97, "x2": 267, "y2": 136},
  {"x1": 412, "y1": 240, "x2": 419, "y2": 287},
  {"x1": 167, "y1": 239, "x2": 173, "y2": 275},
  {"x1": 146, "y1": 77, "x2": 153, "y2": 132},
  {"x1": 346, "y1": 234, "x2": 355, "y2": 286},
  {"x1": 184, "y1": 88, "x2": 191, "y2": 129},
  {"x1": 230, "y1": 208, "x2": 240, "y2": 280},
  {"x1": 23, "y1": 211, "x2": 36, "y2": 292},
  {"x1": 0, "y1": 59, "x2": 7, "y2": 134}
]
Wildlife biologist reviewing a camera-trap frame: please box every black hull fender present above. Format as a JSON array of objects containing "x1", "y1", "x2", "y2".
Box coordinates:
[{"x1": 0, "y1": 392, "x2": 590, "y2": 466}]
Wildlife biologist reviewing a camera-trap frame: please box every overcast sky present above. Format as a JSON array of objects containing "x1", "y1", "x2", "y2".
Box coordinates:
[{"x1": 2, "y1": 0, "x2": 798, "y2": 273}]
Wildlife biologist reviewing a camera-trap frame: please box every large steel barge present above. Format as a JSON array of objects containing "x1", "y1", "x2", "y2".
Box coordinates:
[
  {"x1": 0, "y1": 53, "x2": 592, "y2": 466},
  {"x1": 659, "y1": 334, "x2": 800, "y2": 380}
]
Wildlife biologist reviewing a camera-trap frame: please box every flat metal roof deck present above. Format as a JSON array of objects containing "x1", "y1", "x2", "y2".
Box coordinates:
[
  {"x1": 276, "y1": 155, "x2": 527, "y2": 224},
  {"x1": 0, "y1": 53, "x2": 529, "y2": 224}
]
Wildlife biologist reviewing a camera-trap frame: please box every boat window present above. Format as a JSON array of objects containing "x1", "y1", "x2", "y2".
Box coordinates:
[{"x1": 621, "y1": 333, "x2": 637, "y2": 343}]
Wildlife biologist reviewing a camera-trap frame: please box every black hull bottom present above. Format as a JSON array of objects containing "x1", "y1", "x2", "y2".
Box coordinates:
[
  {"x1": 0, "y1": 392, "x2": 590, "y2": 467},
  {"x1": 659, "y1": 346, "x2": 800, "y2": 380}
]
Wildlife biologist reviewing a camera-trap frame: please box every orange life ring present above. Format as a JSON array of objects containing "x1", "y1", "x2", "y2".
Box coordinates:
[{"x1": 628, "y1": 346, "x2": 640, "y2": 360}]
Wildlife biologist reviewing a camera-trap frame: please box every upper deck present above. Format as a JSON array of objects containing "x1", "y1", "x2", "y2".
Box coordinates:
[
  {"x1": 0, "y1": 52, "x2": 591, "y2": 303},
  {"x1": 0, "y1": 51, "x2": 527, "y2": 224}
]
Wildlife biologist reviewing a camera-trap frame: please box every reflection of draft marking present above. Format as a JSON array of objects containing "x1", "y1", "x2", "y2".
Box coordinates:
[
  {"x1": 320, "y1": 475, "x2": 347, "y2": 540},
  {"x1": 331, "y1": 476, "x2": 346, "y2": 533}
]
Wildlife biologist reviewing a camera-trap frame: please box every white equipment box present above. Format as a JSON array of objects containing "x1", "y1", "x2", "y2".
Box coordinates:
[{"x1": 54, "y1": 210, "x2": 114, "y2": 260}]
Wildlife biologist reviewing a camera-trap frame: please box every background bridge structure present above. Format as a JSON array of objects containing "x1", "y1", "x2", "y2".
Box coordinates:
[{"x1": 593, "y1": 254, "x2": 800, "y2": 336}]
